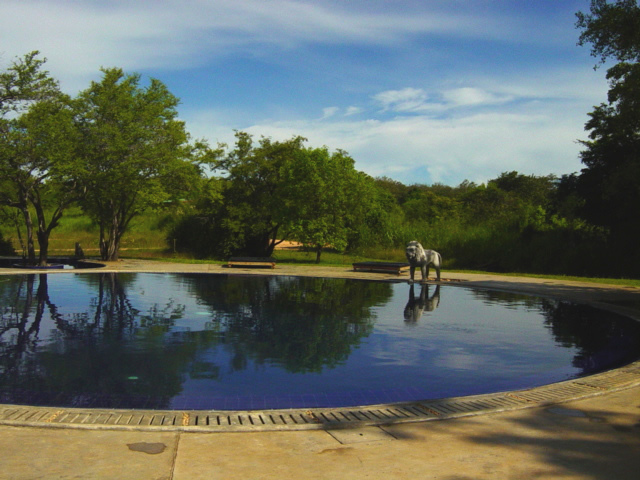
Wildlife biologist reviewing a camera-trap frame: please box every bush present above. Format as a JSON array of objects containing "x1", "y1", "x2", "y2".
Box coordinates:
[{"x1": 0, "y1": 231, "x2": 15, "y2": 255}]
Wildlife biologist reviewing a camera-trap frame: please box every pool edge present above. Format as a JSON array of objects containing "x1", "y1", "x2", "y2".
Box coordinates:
[
  {"x1": 1, "y1": 263, "x2": 639, "y2": 432},
  {"x1": 1, "y1": 359, "x2": 638, "y2": 432}
]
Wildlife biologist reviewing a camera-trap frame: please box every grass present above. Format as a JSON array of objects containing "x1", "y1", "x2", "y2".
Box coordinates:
[
  {"x1": 455, "y1": 271, "x2": 640, "y2": 288},
  {"x1": 120, "y1": 249, "x2": 640, "y2": 288},
  {"x1": 0, "y1": 207, "x2": 171, "y2": 256},
  {"x1": 2, "y1": 209, "x2": 639, "y2": 288}
]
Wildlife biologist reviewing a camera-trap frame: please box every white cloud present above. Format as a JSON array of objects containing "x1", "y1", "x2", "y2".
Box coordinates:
[
  {"x1": 1, "y1": 0, "x2": 559, "y2": 92},
  {"x1": 442, "y1": 87, "x2": 513, "y2": 107},
  {"x1": 373, "y1": 86, "x2": 516, "y2": 115},
  {"x1": 373, "y1": 88, "x2": 430, "y2": 113},
  {"x1": 345, "y1": 106, "x2": 363, "y2": 116},
  {"x1": 320, "y1": 107, "x2": 339, "y2": 119},
  {"x1": 186, "y1": 105, "x2": 587, "y2": 186}
]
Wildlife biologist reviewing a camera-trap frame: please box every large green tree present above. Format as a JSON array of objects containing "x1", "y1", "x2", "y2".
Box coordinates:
[
  {"x1": 0, "y1": 96, "x2": 78, "y2": 265},
  {"x1": 281, "y1": 147, "x2": 370, "y2": 263},
  {"x1": 211, "y1": 132, "x2": 307, "y2": 257},
  {"x1": 0, "y1": 51, "x2": 72, "y2": 265},
  {"x1": 575, "y1": 0, "x2": 640, "y2": 263},
  {"x1": 73, "y1": 68, "x2": 210, "y2": 261},
  {"x1": 174, "y1": 132, "x2": 393, "y2": 260}
]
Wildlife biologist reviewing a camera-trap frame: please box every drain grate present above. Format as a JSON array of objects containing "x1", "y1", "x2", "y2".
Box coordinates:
[{"x1": 1, "y1": 361, "x2": 639, "y2": 432}]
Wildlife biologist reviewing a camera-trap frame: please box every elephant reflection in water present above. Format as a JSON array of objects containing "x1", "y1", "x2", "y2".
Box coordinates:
[{"x1": 403, "y1": 284, "x2": 440, "y2": 323}]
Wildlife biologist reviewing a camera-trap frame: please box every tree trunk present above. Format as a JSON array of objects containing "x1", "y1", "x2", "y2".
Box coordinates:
[
  {"x1": 20, "y1": 207, "x2": 36, "y2": 264},
  {"x1": 36, "y1": 230, "x2": 49, "y2": 266},
  {"x1": 101, "y1": 235, "x2": 120, "y2": 261},
  {"x1": 100, "y1": 225, "x2": 122, "y2": 261},
  {"x1": 315, "y1": 244, "x2": 323, "y2": 264},
  {"x1": 99, "y1": 222, "x2": 118, "y2": 261},
  {"x1": 33, "y1": 195, "x2": 67, "y2": 267}
]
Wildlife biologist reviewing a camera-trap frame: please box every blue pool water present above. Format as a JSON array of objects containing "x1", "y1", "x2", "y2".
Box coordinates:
[{"x1": 0, "y1": 273, "x2": 638, "y2": 410}]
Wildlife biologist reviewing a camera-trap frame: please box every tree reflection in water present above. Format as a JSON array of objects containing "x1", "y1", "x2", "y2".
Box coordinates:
[
  {"x1": 0, "y1": 274, "x2": 638, "y2": 410},
  {"x1": 469, "y1": 289, "x2": 640, "y2": 375},
  {"x1": 0, "y1": 273, "x2": 193, "y2": 409},
  {"x1": 181, "y1": 274, "x2": 388, "y2": 373},
  {"x1": 0, "y1": 274, "x2": 390, "y2": 408}
]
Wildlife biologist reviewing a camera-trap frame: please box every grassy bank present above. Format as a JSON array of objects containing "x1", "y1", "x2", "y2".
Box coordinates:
[
  {"x1": 0, "y1": 207, "x2": 170, "y2": 256},
  {"x1": 124, "y1": 249, "x2": 640, "y2": 288},
  {"x1": 2, "y1": 209, "x2": 639, "y2": 288}
]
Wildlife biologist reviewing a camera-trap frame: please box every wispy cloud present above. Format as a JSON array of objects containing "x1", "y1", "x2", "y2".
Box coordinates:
[
  {"x1": 374, "y1": 86, "x2": 516, "y2": 114},
  {"x1": 185, "y1": 64, "x2": 607, "y2": 186},
  {"x1": 2, "y1": 1, "x2": 605, "y2": 186},
  {"x1": 2, "y1": 0, "x2": 565, "y2": 91},
  {"x1": 345, "y1": 106, "x2": 363, "y2": 116},
  {"x1": 374, "y1": 88, "x2": 431, "y2": 113},
  {"x1": 320, "y1": 107, "x2": 340, "y2": 119}
]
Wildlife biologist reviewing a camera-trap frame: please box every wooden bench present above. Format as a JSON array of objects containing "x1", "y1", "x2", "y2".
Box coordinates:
[
  {"x1": 227, "y1": 257, "x2": 277, "y2": 269},
  {"x1": 352, "y1": 262, "x2": 410, "y2": 275}
]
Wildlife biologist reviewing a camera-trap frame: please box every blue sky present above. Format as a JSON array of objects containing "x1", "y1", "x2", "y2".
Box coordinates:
[{"x1": 2, "y1": 0, "x2": 608, "y2": 185}]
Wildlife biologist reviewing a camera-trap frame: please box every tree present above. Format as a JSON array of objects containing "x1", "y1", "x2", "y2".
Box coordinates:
[
  {"x1": 0, "y1": 51, "x2": 59, "y2": 115},
  {"x1": 175, "y1": 133, "x2": 391, "y2": 261},
  {"x1": 401, "y1": 190, "x2": 460, "y2": 225},
  {"x1": 73, "y1": 68, "x2": 210, "y2": 261},
  {"x1": 211, "y1": 132, "x2": 307, "y2": 257},
  {"x1": 281, "y1": 147, "x2": 367, "y2": 263},
  {"x1": 576, "y1": 0, "x2": 640, "y2": 66},
  {"x1": 0, "y1": 51, "x2": 71, "y2": 265},
  {"x1": 489, "y1": 171, "x2": 557, "y2": 207},
  {"x1": 0, "y1": 97, "x2": 78, "y2": 265},
  {"x1": 575, "y1": 0, "x2": 640, "y2": 262}
]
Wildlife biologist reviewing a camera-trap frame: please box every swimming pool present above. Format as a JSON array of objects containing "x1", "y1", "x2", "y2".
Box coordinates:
[{"x1": 0, "y1": 273, "x2": 638, "y2": 410}]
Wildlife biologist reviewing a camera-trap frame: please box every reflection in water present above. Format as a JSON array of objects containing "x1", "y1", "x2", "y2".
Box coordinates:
[
  {"x1": 540, "y1": 300, "x2": 640, "y2": 375},
  {"x1": 0, "y1": 273, "x2": 192, "y2": 409},
  {"x1": 0, "y1": 274, "x2": 389, "y2": 408},
  {"x1": 183, "y1": 274, "x2": 386, "y2": 373},
  {"x1": 469, "y1": 288, "x2": 640, "y2": 375},
  {"x1": 404, "y1": 284, "x2": 440, "y2": 323},
  {"x1": 0, "y1": 273, "x2": 638, "y2": 410}
]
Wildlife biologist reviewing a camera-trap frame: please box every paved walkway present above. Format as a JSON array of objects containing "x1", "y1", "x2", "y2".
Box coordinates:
[{"x1": 1, "y1": 260, "x2": 639, "y2": 479}]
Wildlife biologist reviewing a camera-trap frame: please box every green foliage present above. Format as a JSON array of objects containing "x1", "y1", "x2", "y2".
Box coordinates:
[
  {"x1": 0, "y1": 52, "x2": 75, "y2": 265},
  {"x1": 576, "y1": 0, "x2": 640, "y2": 65},
  {"x1": 281, "y1": 147, "x2": 386, "y2": 262},
  {"x1": 572, "y1": 0, "x2": 640, "y2": 275},
  {"x1": 73, "y1": 68, "x2": 210, "y2": 261},
  {"x1": 0, "y1": 51, "x2": 59, "y2": 115},
  {"x1": 172, "y1": 133, "x2": 398, "y2": 261},
  {"x1": 0, "y1": 230, "x2": 14, "y2": 255},
  {"x1": 371, "y1": 169, "x2": 620, "y2": 276},
  {"x1": 213, "y1": 132, "x2": 308, "y2": 257}
]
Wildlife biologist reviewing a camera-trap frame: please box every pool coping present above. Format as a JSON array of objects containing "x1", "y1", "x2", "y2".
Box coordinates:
[
  {"x1": 1, "y1": 261, "x2": 639, "y2": 432},
  {"x1": 1, "y1": 361, "x2": 639, "y2": 432}
]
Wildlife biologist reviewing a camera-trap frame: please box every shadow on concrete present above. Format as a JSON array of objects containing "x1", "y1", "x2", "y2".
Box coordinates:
[{"x1": 384, "y1": 396, "x2": 640, "y2": 480}]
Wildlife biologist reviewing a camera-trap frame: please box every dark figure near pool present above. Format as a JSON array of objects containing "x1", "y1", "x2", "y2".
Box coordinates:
[{"x1": 405, "y1": 240, "x2": 442, "y2": 283}]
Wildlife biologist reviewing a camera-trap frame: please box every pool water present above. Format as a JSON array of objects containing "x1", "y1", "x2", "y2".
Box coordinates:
[{"x1": 0, "y1": 273, "x2": 638, "y2": 410}]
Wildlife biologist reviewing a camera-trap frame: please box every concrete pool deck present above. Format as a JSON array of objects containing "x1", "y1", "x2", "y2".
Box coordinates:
[{"x1": 1, "y1": 260, "x2": 639, "y2": 479}]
